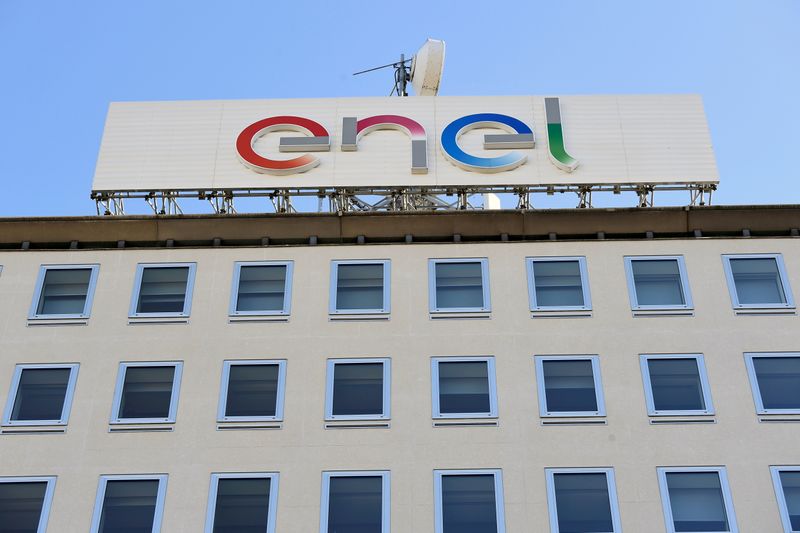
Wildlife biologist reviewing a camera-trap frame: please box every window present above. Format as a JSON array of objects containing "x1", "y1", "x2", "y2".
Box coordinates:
[
  {"x1": 330, "y1": 260, "x2": 390, "y2": 315},
  {"x1": 321, "y1": 471, "x2": 389, "y2": 533},
  {"x1": 771, "y1": 466, "x2": 800, "y2": 533},
  {"x1": 218, "y1": 360, "x2": 286, "y2": 422},
  {"x1": 29, "y1": 264, "x2": 99, "y2": 319},
  {"x1": 527, "y1": 257, "x2": 591, "y2": 313},
  {"x1": 205, "y1": 473, "x2": 278, "y2": 533},
  {"x1": 722, "y1": 254, "x2": 794, "y2": 310},
  {"x1": 0, "y1": 476, "x2": 56, "y2": 533},
  {"x1": 111, "y1": 362, "x2": 183, "y2": 424},
  {"x1": 129, "y1": 263, "x2": 196, "y2": 318},
  {"x1": 546, "y1": 468, "x2": 622, "y2": 533},
  {"x1": 434, "y1": 470, "x2": 505, "y2": 533},
  {"x1": 624, "y1": 256, "x2": 692, "y2": 312},
  {"x1": 431, "y1": 357, "x2": 497, "y2": 419},
  {"x1": 640, "y1": 355, "x2": 714, "y2": 416},
  {"x1": 90, "y1": 475, "x2": 168, "y2": 533},
  {"x1": 230, "y1": 262, "x2": 292, "y2": 316},
  {"x1": 325, "y1": 359, "x2": 390, "y2": 421},
  {"x1": 429, "y1": 259, "x2": 490, "y2": 313},
  {"x1": 2, "y1": 364, "x2": 79, "y2": 426},
  {"x1": 657, "y1": 467, "x2": 738, "y2": 533},
  {"x1": 535, "y1": 356, "x2": 605, "y2": 417},
  {"x1": 744, "y1": 353, "x2": 800, "y2": 414}
]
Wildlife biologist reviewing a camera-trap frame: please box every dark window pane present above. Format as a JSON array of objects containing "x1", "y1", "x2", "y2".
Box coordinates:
[
  {"x1": 236, "y1": 265, "x2": 286, "y2": 312},
  {"x1": 327, "y1": 476, "x2": 383, "y2": 533},
  {"x1": 332, "y1": 363, "x2": 384, "y2": 416},
  {"x1": 212, "y1": 478, "x2": 271, "y2": 533},
  {"x1": 438, "y1": 361, "x2": 490, "y2": 415},
  {"x1": 753, "y1": 357, "x2": 800, "y2": 410},
  {"x1": 119, "y1": 366, "x2": 175, "y2": 419},
  {"x1": 779, "y1": 471, "x2": 800, "y2": 531},
  {"x1": 37, "y1": 268, "x2": 92, "y2": 315},
  {"x1": 648, "y1": 359, "x2": 706, "y2": 412},
  {"x1": 730, "y1": 258, "x2": 786, "y2": 305},
  {"x1": 225, "y1": 365, "x2": 279, "y2": 418},
  {"x1": 136, "y1": 267, "x2": 189, "y2": 314},
  {"x1": 665, "y1": 472, "x2": 729, "y2": 532},
  {"x1": 98, "y1": 480, "x2": 159, "y2": 533},
  {"x1": 336, "y1": 264, "x2": 384, "y2": 311},
  {"x1": 11, "y1": 368, "x2": 71, "y2": 421},
  {"x1": 631, "y1": 260, "x2": 685, "y2": 306},
  {"x1": 542, "y1": 360, "x2": 598, "y2": 413},
  {"x1": 0, "y1": 481, "x2": 48, "y2": 533},
  {"x1": 533, "y1": 261, "x2": 584, "y2": 307},
  {"x1": 553, "y1": 473, "x2": 613, "y2": 533},
  {"x1": 435, "y1": 262, "x2": 484, "y2": 309},
  {"x1": 441, "y1": 475, "x2": 497, "y2": 533}
]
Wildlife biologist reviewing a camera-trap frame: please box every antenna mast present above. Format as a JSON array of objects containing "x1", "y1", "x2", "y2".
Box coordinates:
[{"x1": 353, "y1": 54, "x2": 412, "y2": 97}]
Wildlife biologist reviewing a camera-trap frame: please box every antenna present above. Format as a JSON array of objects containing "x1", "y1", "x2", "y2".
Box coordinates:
[{"x1": 353, "y1": 38, "x2": 446, "y2": 97}]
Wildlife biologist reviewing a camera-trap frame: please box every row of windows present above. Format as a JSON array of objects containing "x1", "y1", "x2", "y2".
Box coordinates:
[
  {"x1": 3, "y1": 465, "x2": 800, "y2": 532},
  {"x1": 5, "y1": 353, "x2": 799, "y2": 428},
  {"x1": 22, "y1": 253, "x2": 796, "y2": 322}
]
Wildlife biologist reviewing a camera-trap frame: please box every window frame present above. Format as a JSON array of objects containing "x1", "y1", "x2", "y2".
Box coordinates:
[
  {"x1": 771, "y1": 465, "x2": 800, "y2": 533},
  {"x1": 128, "y1": 262, "x2": 197, "y2": 318},
  {"x1": 90, "y1": 474, "x2": 168, "y2": 533},
  {"x1": 229, "y1": 261, "x2": 293, "y2": 317},
  {"x1": 29, "y1": 264, "x2": 100, "y2": 320},
  {"x1": 325, "y1": 358, "x2": 391, "y2": 421},
  {"x1": 205, "y1": 472, "x2": 279, "y2": 533},
  {"x1": 428, "y1": 258, "x2": 491, "y2": 314},
  {"x1": 639, "y1": 354, "x2": 715, "y2": 417},
  {"x1": 722, "y1": 253, "x2": 795, "y2": 310},
  {"x1": 217, "y1": 360, "x2": 287, "y2": 423},
  {"x1": 110, "y1": 362, "x2": 183, "y2": 424},
  {"x1": 744, "y1": 352, "x2": 800, "y2": 415},
  {"x1": 329, "y1": 260, "x2": 391, "y2": 315},
  {"x1": 0, "y1": 476, "x2": 57, "y2": 533},
  {"x1": 320, "y1": 470, "x2": 390, "y2": 533},
  {"x1": 623, "y1": 255, "x2": 693, "y2": 312},
  {"x1": 431, "y1": 356, "x2": 498, "y2": 419},
  {"x1": 433, "y1": 469, "x2": 505, "y2": 533},
  {"x1": 545, "y1": 467, "x2": 622, "y2": 533},
  {"x1": 535, "y1": 355, "x2": 606, "y2": 417},
  {"x1": 2, "y1": 363, "x2": 80, "y2": 426},
  {"x1": 526, "y1": 256, "x2": 592, "y2": 312},
  {"x1": 657, "y1": 466, "x2": 738, "y2": 533}
]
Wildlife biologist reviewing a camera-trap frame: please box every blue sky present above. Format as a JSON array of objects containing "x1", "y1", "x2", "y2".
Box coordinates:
[{"x1": 0, "y1": 0, "x2": 798, "y2": 215}]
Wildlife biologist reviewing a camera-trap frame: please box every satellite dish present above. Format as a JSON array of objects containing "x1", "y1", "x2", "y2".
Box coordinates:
[{"x1": 410, "y1": 39, "x2": 445, "y2": 96}]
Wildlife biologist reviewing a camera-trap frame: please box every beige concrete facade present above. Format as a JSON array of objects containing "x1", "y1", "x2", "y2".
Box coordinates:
[{"x1": 1, "y1": 215, "x2": 799, "y2": 532}]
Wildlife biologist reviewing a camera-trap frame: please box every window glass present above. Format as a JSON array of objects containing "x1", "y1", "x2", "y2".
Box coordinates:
[
  {"x1": 327, "y1": 476, "x2": 383, "y2": 533},
  {"x1": 778, "y1": 471, "x2": 800, "y2": 531},
  {"x1": 97, "y1": 479, "x2": 160, "y2": 533},
  {"x1": 118, "y1": 366, "x2": 176, "y2": 420},
  {"x1": 647, "y1": 358, "x2": 706, "y2": 412},
  {"x1": 542, "y1": 360, "x2": 598, "y2": 414},
  {"x1": 437, "y1": 361, "x2": 490, "y2": 415},
  {"x1": 335, "y1": 263, "x2": 385, "y2": 311},
  {"x1": 665, "y1": 472, "x2": 730, "y2": 532},
  {"x1": 440, "y1": 474, "x2": 499, "y2": 533},
  {"x1": 10, "y1": 368, "x2": 71, "y2": 422},
  {"x1": 211, "y1": 477, "x2": 271, "y2": 533},
  {"x1": 235, "y1": 265, "x2": 287, "y2": 313},
  {"x1": 532, "y1": 260, "x2": 585, "y2": 307},
  {"x1": 332, "y1": 362, "x2": 384, "y2": 417},
  {"x1": 752, "y1": 357, "x2": 800, "y2": 410},
  {"x1": 729, "y1": 257, "x2": 786, "y2": 305},
  {"x1": 136, "y1": 266, "x2": 190, "y2": 314},
  {"x1": 0, "y1": 481, "x2": 49, "y2": 532},
  {"x1": 434, "y1": 262, "x2": 484, "y2": 310},
  {"x1": 553, "y1": 473, "x2": 614, "y2": 533},
  {"x1": 224, "y1": 364, "x2": 279, "y2": 418},
  {"x1": 36, "y1": 268, "x2": 92, "y2": 315},
  {"x1": 631, "y1": 259, "x2": 685, "y2": 306}
]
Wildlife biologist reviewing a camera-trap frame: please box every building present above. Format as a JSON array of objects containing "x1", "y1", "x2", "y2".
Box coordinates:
[{"x1": 1, "y1": 95, "x2": 799, "y2": 533}]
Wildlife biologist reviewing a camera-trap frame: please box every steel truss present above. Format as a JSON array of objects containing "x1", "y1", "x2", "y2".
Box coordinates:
[{"x1": 91, "y1": 183, "x2": 715, "y2": 216}]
